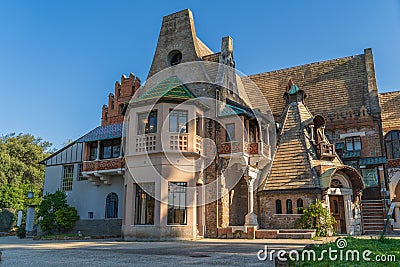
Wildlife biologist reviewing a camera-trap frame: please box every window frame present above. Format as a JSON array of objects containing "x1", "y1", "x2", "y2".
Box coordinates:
[
  {"x1": 61, "y1": 164, "x2": 74, "y2": 191},
  {"x1": 345, "y1": 136, "x2": 362, "y2": 151},
  {"x1": 167, "y1": 182, "x2": 187, "y2": 225},
  {"x1": 77, "y1": 163, "x2": 87, "y2": 181},
  {"x1": 169, "y1": 109, "x2": 188, "y2": 133},
  {"x1": 105, "y1": 192, "x2": 119, "y2": 219},
  {"x1": 385, "y1": 130, "x2": 400, "y2": 159},
  {"x1": 100, "y1": 139, "x2": 121, "y2": 159},
  {"x1": 275, "y1": 199, "x2": 282, "y2": 214},
  {"x1": 137, "y1": 110, "x2": 158, "y2": 135},
  {"x1": 286, "y1": 199, "x2": 293, "y2": 214},
  {"x1": 135, "y1": 185, "x2": 155, "y2": 225}
]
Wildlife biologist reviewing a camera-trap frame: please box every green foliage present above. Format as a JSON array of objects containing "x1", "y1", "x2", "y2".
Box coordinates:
[
  {"x1": 0, "y1": 208, "x2": 16, "y2": 232},
  {"x1": 16, "y1": 225, "x2": 26, "y2": 239},
  {"x1": 295, "y1": 200, "x2": 336, "y2": 237},
  {"x1": 0, "y1": 133, "x2": 52, "y2": 210},
  {"x1": 55, "y1": 206, "x2": 79, "y2": 233},
  {"x1": 38, "y1": 191, "x2": 79, "y2": 234}
]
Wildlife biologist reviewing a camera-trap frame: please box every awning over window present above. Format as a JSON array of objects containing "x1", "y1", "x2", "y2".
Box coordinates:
[
  {"x1": 342, "y1": 150, "x2": 361, "y2": 159},
  {"x1": 77, "y1": 123, "x2": 123, "y2": 143},
  {"x1": 359, "y1": 156, "x2": 387, "y2": 166}
]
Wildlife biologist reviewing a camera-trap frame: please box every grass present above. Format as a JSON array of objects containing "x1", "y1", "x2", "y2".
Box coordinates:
[{"x1": 289, "y1": 237, "x2": 400, "y2": 266}]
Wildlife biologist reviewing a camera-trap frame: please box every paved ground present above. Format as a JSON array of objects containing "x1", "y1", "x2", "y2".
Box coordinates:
[{"x1": 0, "y1": 236, "x2": 322, "y2": 267}]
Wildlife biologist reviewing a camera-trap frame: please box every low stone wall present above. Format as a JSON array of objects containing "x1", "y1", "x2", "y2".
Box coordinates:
[
  {"x1": 0, "y1": 209, "x2": 15, "y2": 232},
  {"x1": 67, "y1": 219, "x2": 122, "y2": 237},
  {"x1": 123, "y1": 225, "x2": 196, "y2": 241}
]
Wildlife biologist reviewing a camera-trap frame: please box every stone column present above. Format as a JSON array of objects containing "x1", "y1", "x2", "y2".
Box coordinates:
[
  {"x1": 395, "y1": 207, "x2": 400, "y2": 229},
  {"x1": 243, "y1": 166, "x2": 259, "y2": 227},
  {"x1": 96, "y1": 140, "x2": 101, "y2": 160}
]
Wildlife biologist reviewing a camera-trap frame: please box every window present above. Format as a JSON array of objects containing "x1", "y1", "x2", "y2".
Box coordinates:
[
  {"x1": 78, "y1": 163, "x2": 87, "y2": 181},
  {"x1": 105, "y1": 192, "x2": 118, "y2": 219},
  {"x1": 249, "y1": 123, "x2": 257, "y2": 143},
  {"x1": 361, "y1": 167, "x2": 379, "y2": 188},
  {"x1": 168, "y1": 50, "x2": 182, "y2": 66},
  {"x1": 331, "y1": 179, "x2": 343, "y2": 188},
  {"x1": 225, "y1": 123, "x2": 235, "y2": 142},
  {"x1": 386, "y1": 130, "x2": 400, "y2": 159},
  {"x1": 88, "y1": 212, "x2": 94, "y2": 219},
  {"x1": 333, "y1": 200, "x2": 339, "y2": 214},
  {"x1": 275, "y1": 199, "x2": 282, "y2": 214},
  {"x1": 100, "y1": 139, "x2": 121, "y2": 159},
  {"x1": 62, "y1": 165, "x2": 74, "y2": 191},
  {"x1": 286, "y1": 199, "x2": 293, "y2": 214},
  {"x1": 119, "y1": 104, "x2": 125, "y2": 115},
  {"x1": 138, "y1": 110, "x2": 158, "y2": 135},
  {"x1": 89, "y1": 142, "x2": 98, "y2": 161},
  {"x1": 135, "y1": 186, "x2": 155, "y2": 225},
  {"x1": 168, "y1": 182, "x2": 187, "y2": 225},
  {"x1": 297, "y1": 199, "x2": 304, "y2": 214},
  {"x1": 169, "y1": 110, "x2": 188, "y2": 133},
  {"x1": 345, "y1": 136, "x2": 361, "y2": 151},
  {"x1": 111, "y1": 100, "x2": 114, "y2": 109}
]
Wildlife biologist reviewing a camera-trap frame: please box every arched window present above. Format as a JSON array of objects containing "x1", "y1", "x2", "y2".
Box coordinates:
[
  {"x1": 168, "y1": 50, "x2": 182, "y2": 66},
  {"x1": 105, "y1": 192, "x2": 118, "y2": 218},
  {"x1": 385, "y1": 130, "x2": 400, "y2": 159},
  {"x1": 331, "y1": 179, "x2": 344, "y2": 188},
  {"x1": 275, "y1": 199, "x2": 282, "y2": 214},
  {"x1": 286, "y1": 199, "x2": 293, "y2": 214},
  {"x1": 297, "y1": 198, "x2": 304, "y2": 214}
]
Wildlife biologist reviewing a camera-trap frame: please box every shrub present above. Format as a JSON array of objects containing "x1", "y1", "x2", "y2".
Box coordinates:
[
  {"x1": 295, "y1": 200, "x2": 336, "y2": 237},
  {"x1": 16, "y1": 225, "x2": 26, "y2": 239},
  {"x1": 38, "y1": 191, "x2": 79, "y2": 234}
]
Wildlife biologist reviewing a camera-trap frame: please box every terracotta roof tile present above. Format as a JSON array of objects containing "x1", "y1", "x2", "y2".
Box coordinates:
[{"x1": 379, "y1": 91, "x2": 400, "y2": 133}]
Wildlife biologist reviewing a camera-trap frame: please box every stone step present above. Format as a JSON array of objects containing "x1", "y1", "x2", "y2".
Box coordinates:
[{"x1": 276, "y1": 233, "x2": 315, "y2": 239}]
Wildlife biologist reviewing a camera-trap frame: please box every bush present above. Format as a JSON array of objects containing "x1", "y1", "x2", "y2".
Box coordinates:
[
  {"x1": 38, "y1": 191, "x2": 79, "y2": 234},
  {"x1": 16, "y1": 225, "x2": 26, "y2": 239},
  {"x1": 295, "y1": 200, "x2": 336, "y2": 237}
]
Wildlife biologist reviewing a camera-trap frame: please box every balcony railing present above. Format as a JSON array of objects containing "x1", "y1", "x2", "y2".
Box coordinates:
[
  {"x1": 132, "y1": 133, "x2": 202, "y2": 155},
  {"x1": 319, "y1": 143, "x2": 335, "y2": 159},
  {"x1": 249, "y1": 141, "x2": 271, "y2": 159},
  {"x1": 83, "y1": 158, "x2": 125, "y2": 172},
  {"x1": 220, "y1": 141, "x2": 248, "y2": 155}
]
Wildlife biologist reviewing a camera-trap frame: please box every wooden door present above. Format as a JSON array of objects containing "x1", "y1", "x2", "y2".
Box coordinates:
[{"x1": 329, "y1": 195, "x2": 347, "y2": 234}]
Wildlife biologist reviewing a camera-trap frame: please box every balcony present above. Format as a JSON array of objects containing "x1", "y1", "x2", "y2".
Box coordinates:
[
  {"x1": 249, "y1": 141, "x2": 272, "y2": 168},
  {"x1": 132, "y1": 133, "x2": 203, "y2": 156},
  {"x1": 82, "y1": 158, "x2": 125, "y2": 186},
  {"x1": 318, "y1": 143, "x2": 335, "y2": 159}
]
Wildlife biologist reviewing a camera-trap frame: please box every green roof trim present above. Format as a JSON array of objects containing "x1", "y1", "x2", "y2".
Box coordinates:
[
  {"x1": 359, "y1": 157, "x2": 387, "y2": 166},
  {"x1": 342, "y1": 150, "x2": 361, "y2": 159},
  {"x1": 288, "y1": 84, "x2": 300, "y2": 95},
  {"x1": 131, "y1": 76, "x2": 195, "y2": 104},
  {"x1": 335, "y1": 142, "x2": 344, "y2": 150},
  {"x1": 319, "y1": 168, "x2": 337, "y2": 189},
  {"x1": 219, "y1": 104, "x2": 247, "y2": 117}
]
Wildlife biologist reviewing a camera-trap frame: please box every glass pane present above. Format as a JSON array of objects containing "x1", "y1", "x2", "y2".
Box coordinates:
[
  {"x1": 138, "y1": 113, "x2": 147, "y2": 135},
  {"x1": 226, "y1": 124, "x2": 235, "y2": 142},
  {"x1": 148, "y1": 111, "x2": 157, "y2": 134},
  {"x1": 345, "y1": 138, "x2": 353, "y2": 151},
  {"x1": 354, "y1": 137, "x2": 361, "y2": 150},
  {"x1": 361, "y1": 168, "x2": 379, "y2": 187},
  {"x1": 169, "y1": 111, "x2": 178, "y2": 132},
  {"x1": 393, "y1": 140, "x2": 400, "y2": 159},
  {"x1": 178, "y1": 112, "x2": 188, "y2": 133}
]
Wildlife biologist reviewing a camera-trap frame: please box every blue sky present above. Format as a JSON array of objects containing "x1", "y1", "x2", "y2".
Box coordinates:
[{"x1": 0, "y1": 1, "x2": 399, "y2": 149}]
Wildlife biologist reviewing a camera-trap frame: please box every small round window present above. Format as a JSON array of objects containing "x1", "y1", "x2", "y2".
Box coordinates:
[{"x1": 168, "y1": 50, "x2": 182, "y2": 66}]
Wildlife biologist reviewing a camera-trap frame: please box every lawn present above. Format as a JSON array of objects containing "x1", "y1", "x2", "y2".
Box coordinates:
[{"x1": 289, "y1": 237, "x2": 400, "y2": 266}]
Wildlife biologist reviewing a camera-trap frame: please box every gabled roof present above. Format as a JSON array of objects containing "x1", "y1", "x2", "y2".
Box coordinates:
[
  {"x1": 219, "y1": 104, "x2": 247, "y2": 117},
  {"x1": 76, "y1": 123, "x2": 123, "y2": 143},
  {"x1": 131, "y1": 76, "x2": 195, "y2": 104}
]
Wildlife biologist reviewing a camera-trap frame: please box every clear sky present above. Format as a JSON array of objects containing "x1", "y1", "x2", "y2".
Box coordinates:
[{"x1": 1, "y1": 1, "x2": 399, "y2": 149}]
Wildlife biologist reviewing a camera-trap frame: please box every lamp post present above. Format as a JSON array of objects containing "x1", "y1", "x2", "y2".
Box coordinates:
[{"x1": 25, "y1": 190, "x2": 35, "y2": 237}]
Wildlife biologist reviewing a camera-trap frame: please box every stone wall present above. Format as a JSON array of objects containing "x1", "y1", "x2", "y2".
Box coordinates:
[
  {"x1": 67, "y1": 219, "x2": 122, "y2": 237},
  {"x1": 258, "y1": 192, "x2": 318, "y2": 229}
]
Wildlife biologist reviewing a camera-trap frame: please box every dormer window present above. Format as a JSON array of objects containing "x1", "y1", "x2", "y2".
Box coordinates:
[
  {"x1": 138, "y1": 110, "x2": 158, "y2": 135},
  {"x1": 169, "y1": 110, "x2": 188, "y2": 133},
  {"x1": 168, "y1": 50, "x2": 182, "y2": 66},
  {"x1": 385, "y1": 130, "x2": 400, "y2": 159}
]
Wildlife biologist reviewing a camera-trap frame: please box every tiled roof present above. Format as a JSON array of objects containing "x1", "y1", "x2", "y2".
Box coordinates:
[
  {"x1": 131, "y1": 76, "x2": 195, "y2": 104},
  {"x1": 219, "y1": 104, "x2": 248, "y2": 117},
  {"x1": 202, "y1": 52, "x2": 220, "y2": 63},
  {"x1": 77, "y1": 123, "x2": 123, "y2": 143},
  {"x1": 248, "y1": 54, "x2": 369, "y2": 119},
  {"x1": 379, "y1": 90, "x2": 400, "y2": 133},
  {"x1": 342, "y1": 150, "x2": 361, "y2": 159},
  {"x1": 359, "y1": 157, "x2": 387, "y2": 166},
  {"x1": 262, "y1": 101, "x2": 317, "y2": 191}
]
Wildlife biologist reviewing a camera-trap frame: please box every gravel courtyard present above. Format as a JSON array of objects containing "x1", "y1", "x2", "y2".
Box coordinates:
[{"x1": 0, "y1": 236, "x2": 319, "y2": 266}]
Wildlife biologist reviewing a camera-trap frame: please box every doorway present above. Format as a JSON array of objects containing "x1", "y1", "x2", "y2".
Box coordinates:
[{"x1": 329, "y1": 195, "x2": 347, "y2": 234}]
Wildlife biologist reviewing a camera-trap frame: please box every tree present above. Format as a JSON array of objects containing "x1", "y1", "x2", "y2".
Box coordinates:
[
  {"x1": 0, "y1": 133, "x2": 52, "y2": 210},
  {"x1": 295, "y1": 200, "x2": 336, "y2": 237},
  {"x1": 38, "y1": 191, "x2": 79, "y2": 234}
]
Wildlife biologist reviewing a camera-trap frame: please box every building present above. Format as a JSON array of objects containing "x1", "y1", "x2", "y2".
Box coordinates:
[{"x1": 41, "y1": 9, "x2": 396, "y2": 239}]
